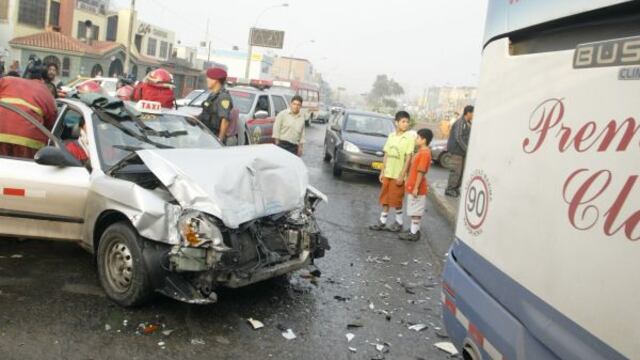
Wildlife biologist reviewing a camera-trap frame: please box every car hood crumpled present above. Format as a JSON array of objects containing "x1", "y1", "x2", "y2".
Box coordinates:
[{"x1": 136, "y1": 145, "x2": 309, "y2": 229}]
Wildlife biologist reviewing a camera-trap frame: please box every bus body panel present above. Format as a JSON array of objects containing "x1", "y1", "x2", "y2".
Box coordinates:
[{"x1": 443, "y1": 31, "x2": 639, "y2": 359}]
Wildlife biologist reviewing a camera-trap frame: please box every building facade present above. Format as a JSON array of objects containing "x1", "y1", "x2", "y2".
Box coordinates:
[{"x1": 200, "y1": 48, "x2": 274, "y2": 80}]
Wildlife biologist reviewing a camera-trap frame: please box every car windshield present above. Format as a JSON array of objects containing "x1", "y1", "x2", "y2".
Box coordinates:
[
  {"x1": 93, "y1": 111, "x2": 221, "y2": 169},
  {"x1": 190, "y1": 90, "x2": 255, "y2": 114},
  {"x1": 100, "y1": 80, "x2": 117, "y2": 94},
  {"x1": 183, "y1": 90, "x2": 204, "y2": 101},
  {"x1": 344, "y1": 114, "x2": 395, "y2": 137}
]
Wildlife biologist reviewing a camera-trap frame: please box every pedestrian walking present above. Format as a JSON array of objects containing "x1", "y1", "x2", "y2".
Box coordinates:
[
  {"x1": 399, "y1": 128, "x2": 433, "y2": 241},
  {"x1": 273, "y1": 95, "x2": 305, "y2": 156},
  {"x1": 198, "y1": 68, "x2": 234, "y2": 144},
  {"x1": 370, "y1": 111, "x2": 415, "y2": 232},
  {"x1": 445, "y1": 105, "x2": 474, "y2": 197},
  {"x1": 0, "y1": 76, "x2": 57, "y2": 159}
]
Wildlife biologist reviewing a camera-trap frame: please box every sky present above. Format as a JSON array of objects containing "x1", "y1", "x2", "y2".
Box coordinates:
[{"x1": 112, "y1": 0, "x2": 489, "y2": 96}]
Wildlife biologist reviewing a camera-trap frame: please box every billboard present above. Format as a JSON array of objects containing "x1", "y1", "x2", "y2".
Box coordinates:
[{"x1": 250, "y1": 28, "x2": 285, "y2": 49}]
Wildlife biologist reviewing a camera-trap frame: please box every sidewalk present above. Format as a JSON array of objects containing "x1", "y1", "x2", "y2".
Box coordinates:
[{"x1": 429, "y1": 181, "x2": 459, "y2": 227}]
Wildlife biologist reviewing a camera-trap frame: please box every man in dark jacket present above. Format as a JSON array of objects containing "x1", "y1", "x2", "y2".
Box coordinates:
[{"x1": 445, "y1": 105, "x2": 474, "y2": 197}]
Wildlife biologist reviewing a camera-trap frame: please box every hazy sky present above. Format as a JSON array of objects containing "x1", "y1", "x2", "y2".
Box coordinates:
[{"x1": 112, "y1": 0, "x2": 488, "y2": 96}]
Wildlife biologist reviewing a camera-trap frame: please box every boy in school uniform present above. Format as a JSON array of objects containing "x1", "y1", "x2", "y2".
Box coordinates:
[
  {"x1": 400, "y1": 128, "x2": 434, "y2": 241},
  {"x1": 370, "y1": 111, "x2": 415, "y2": 232}
]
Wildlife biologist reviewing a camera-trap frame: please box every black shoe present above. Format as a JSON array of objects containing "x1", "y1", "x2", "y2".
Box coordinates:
[
  {"x1": 369, "y1": 221, "x2": 386, "y2": 231},
  {"x1": 445, "y1": 190, "x2": 459, "y2": 198},
  {"x1": 399, "y1": 231, "x2": 421, "y2": 241}
]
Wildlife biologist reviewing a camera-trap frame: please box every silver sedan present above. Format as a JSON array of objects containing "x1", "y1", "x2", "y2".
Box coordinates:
[{"x1": 0, "y1": 98, "x2": 329, "y2": 306}]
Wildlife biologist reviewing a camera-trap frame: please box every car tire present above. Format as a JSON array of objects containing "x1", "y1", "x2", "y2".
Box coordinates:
[
  {"x1": 97, "y1": 222, "x2": 153, "y2": 307},
  {"x1": 332, "y1": 152, "x2": 343, "y2": 177},
  {"x1": 439, "y1": 152, "x2": 453, "y2": 169},
  {"x1": 323, "y1": 142, "x2": 331, "y2": 162}
]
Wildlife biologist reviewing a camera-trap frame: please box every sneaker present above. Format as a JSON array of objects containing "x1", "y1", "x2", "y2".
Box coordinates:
[
  {"x1": 369, "y1": 221, "x2": 387, "y2": 231},
  {"x1": 445, "y1": 190, "x2": 459, "y2": 198},
  {"x1": 399, "y1": 231, "x2": 421, "y2": 241},
  {"x1": 387, "y1": 222, "x2": 403, "y2": 233}
]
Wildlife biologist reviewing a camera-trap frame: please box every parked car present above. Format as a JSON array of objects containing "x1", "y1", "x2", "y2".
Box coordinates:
[
  {"x1": 313, "y1": 103, "x2": 330, "y2": 123},
  {"x1": 323, "y1": 110, "x2": 395, "y2": 177},
  {"x1": 178, "y1": 86, "x2": 289, "y2": 145},
  {"x1": 0, "y1": 97, "x2": 329, "y2": 307},
  {"x1": 429, "y1": 139, "x2": 452, "y2": 168},
  {"x1": 176, "y1": 89, "x2": 205, "y2": 106}
]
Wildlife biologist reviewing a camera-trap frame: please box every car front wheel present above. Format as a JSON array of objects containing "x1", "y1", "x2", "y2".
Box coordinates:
[
  {"x1": 332, "y1": 151, "x2": 343, "y2": 177},
  {"x1": 439, "y1": 152, "x2": 453, "y2": 169},
  {"x1": 97, "y1": 222, "x2": 153, "y2": 307}
]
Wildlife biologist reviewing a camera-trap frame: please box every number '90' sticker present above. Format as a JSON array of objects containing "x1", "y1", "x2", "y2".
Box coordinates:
[{"x1": 464, "y1": 170, "x2": 493, "y2": 236}]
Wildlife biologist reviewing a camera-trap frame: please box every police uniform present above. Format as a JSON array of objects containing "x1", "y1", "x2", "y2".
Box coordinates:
[{"x1": 198, "y1": 87, "x2": 233, "y2": 136}]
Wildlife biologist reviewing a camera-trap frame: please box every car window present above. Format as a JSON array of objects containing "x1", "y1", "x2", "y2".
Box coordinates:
[
  {"x1": 55, "y1": 108, "x2": 84, "y2": 141},
  {"x1": 272, "y1": 96, "x2": 288, "y2": 115},
  {"x1": 190, "y1": 91, "x2": 210, "y2": 107},
  {"x1": 229, "y1": 91, "x2": 256, "y2": 114},
  {"x1": 0, "y1": 110, "x2": 56, "y2": 161},
  {"x1": 344, "y1": 114, "x2": 395, "y2": 137},
  {"x1": 337, "y1": 114, "x2": 345, "y2": 128},
  {"x1": 255, "y1": 95, "x2": 271, "y2": 115}
]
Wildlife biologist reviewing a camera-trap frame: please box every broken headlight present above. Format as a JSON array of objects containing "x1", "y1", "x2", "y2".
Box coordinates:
[{"x1": 178, "y1": 210, "x2": 228, "y2": 250}]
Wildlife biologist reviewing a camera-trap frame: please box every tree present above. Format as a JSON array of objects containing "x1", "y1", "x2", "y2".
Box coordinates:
[{"x1": 367, "y1": 74, "x2": 404, "y2": 111}]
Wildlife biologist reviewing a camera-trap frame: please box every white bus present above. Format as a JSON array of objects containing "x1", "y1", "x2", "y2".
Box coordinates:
[{"x1": 442, "y1": 1, "x2": 639, "y2": 359}]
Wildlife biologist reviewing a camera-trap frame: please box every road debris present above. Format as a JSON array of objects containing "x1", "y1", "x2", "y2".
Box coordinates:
[
  {"x1": 190, "y1": 338, "x2": 206, "y2": 345},
  {"x1": 346, "y1": 333, "x2": 354, "y2": 342},
  {"x1": 334, "y1": 295, "x2": 351, "y2": 302},
  {"x1": 369, "y1": 302, "x2": 375, "y2": 310},
  {"x1": 157, "y1": 341, "x2": 165, "y2": 347},
  {"x1": 139, "y1": 323, "x2": 159, "y2": 335},
  {"x1": 215, "y1": 336, "x2": 230, "y2": 345},
  {"x1": 408, "y1": 324, "x2": 428, "y2": 332},
  {"x1": 435, "y1": 330, "x2": 449, "y2": 339},
  {"x1": 348, "y1": 347, "x2": 357, "y2": 353},
  {"x1": 162, "y1": 329, "x2": 175, "y2": 337},
  {"x1": 122, "y1": 319, "x2": 128, "y2": 327},
  {"x1": 346, "y1": 322, "x2": 363, "y2": 329},
  {"x1": 104, "y1": 324, "x2": 111, "y2": 331},
  {"x1": 10, "y1": 254, "x2": 23, "y2": 259},
  {"x1": 281, "y1": 329, "x2": 296, "y2": 340},
  {"x1": 434, "y1": 342, "x2": 459, "y2": 355},
  {"x1": 374, "y1": 342, "x2": 390, "y2": 353},
  {"x1": 247, "y1": 318, "x2": 264, "y2": 330}
]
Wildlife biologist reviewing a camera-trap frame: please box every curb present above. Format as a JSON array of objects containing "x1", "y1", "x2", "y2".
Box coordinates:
[{"x1": 428, "y1": 182, "x2": 458, "y2": 227}]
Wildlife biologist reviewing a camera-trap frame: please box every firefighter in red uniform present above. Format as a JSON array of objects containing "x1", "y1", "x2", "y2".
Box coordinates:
[
  {"x1": 0, "y1": 76, "x2": 57, "y2": 159},
  {"x1": 132, "y1": 68, "x2": 176, "y2": 108}
]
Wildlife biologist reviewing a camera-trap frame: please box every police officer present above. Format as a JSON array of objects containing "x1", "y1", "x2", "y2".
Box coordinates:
[{"x1": 199, "y1": 68, "x2": 233, "y2": 143}]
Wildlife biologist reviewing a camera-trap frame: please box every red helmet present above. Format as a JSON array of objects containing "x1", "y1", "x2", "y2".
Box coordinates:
[
  {"x1": 76, "y1": 80, "x2": 106, "y2": 95},
  {"x1": 145, "y1": 68, "x2": 174, "y2": 88},
  {"x1": 116, "y1": 85, "x2": 134, "y2": 101}
]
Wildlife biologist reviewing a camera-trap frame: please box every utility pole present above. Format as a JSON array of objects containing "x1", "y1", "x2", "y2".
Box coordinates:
[
  {"x1": 244, "y1": 29, "x2": 253, "y2": 79},
  {"x1": 123, "y1": 0, "x2": 135, "y2": 75},
  {"x1": 206, "y1": 18, "x2": 212, "y2": 64}
]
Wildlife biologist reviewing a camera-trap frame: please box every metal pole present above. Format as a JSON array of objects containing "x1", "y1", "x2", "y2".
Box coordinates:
[
  {"x1": 123, "y1": 0, "x2": 135, "y2": 75},
  {"x1": 206, "y1": 18, "x2": 211, "y2": 64},
  {"x1": 244, "y1": 29, "x2": 253, "y2": 79}
]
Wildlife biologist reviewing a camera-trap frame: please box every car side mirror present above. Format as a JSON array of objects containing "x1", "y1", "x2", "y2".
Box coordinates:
[
  {"x1": 34, "y1": 146, "x2": 82, "y2": 167},
  {"x1": 254, "y1": 110, "x2": 269, "y2": 119}
]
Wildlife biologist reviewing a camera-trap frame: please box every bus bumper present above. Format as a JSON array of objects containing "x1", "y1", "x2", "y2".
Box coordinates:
[{"x1": 442, "y1": 240, "x2": 559, "y2": 360}]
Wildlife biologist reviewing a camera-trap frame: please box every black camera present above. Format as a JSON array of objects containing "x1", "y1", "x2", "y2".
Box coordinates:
[{"x1": 23, "y1": 55, "x2": 47, "y2": 80}]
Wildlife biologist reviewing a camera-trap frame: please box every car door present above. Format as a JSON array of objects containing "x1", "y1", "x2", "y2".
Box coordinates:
[
  {"x1": 0, "y1": 105, "x2": 90, "y2": 241},
  {"x1": 246, "y1": 94, "x2": 274, "y2": 144},
  {"x1": 325, "y1": 113, "x2": 344, "y2": 157}
]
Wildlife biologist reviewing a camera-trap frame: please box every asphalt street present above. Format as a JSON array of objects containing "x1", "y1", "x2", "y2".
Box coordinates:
[{"x1": 0, "y1": 123, "x2": 456, "y2": 360}]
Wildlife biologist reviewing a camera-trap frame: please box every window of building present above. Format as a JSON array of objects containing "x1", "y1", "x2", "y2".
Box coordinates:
[
  {"x1": 92, "y1": 25, "x2": 99, "y2": 40},
  {"x1": 77, "y1": 22, "x2": 99, "y2": 40},
  {"x1": 49, "y1": 1, "x2": 60, "y2": 26},
  {"x1": 62, "y1": 57, "x2": 70, "y2": 77},
  {"x1": 147, "y1": 38, "x2": 157, "y2": 57},
  {"x1": 0, "y1": 0, "x2": 8, "y2": 21},
  {"x1": 106, "y1": 15, "x2": 118, "y2": 41},
  {"x1": 168, "y1": 43, "x2": 173, "y2": 59},
  {"x1": 18, "y1": 0, "x2": 46, "y2": 28},
  {"x1": 159, "y1": 41, "x2": 168, "y2": 59}
]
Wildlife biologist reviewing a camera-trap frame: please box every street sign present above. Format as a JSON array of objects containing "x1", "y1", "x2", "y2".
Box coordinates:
[{"x1": 249, "y1": 28, "x2": 285, "y2": 49}]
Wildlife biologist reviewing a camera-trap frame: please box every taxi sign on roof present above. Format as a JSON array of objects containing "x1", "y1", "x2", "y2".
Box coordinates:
[{"x1": 136, "y1": 100, "x2": 162, "y2": 114}]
